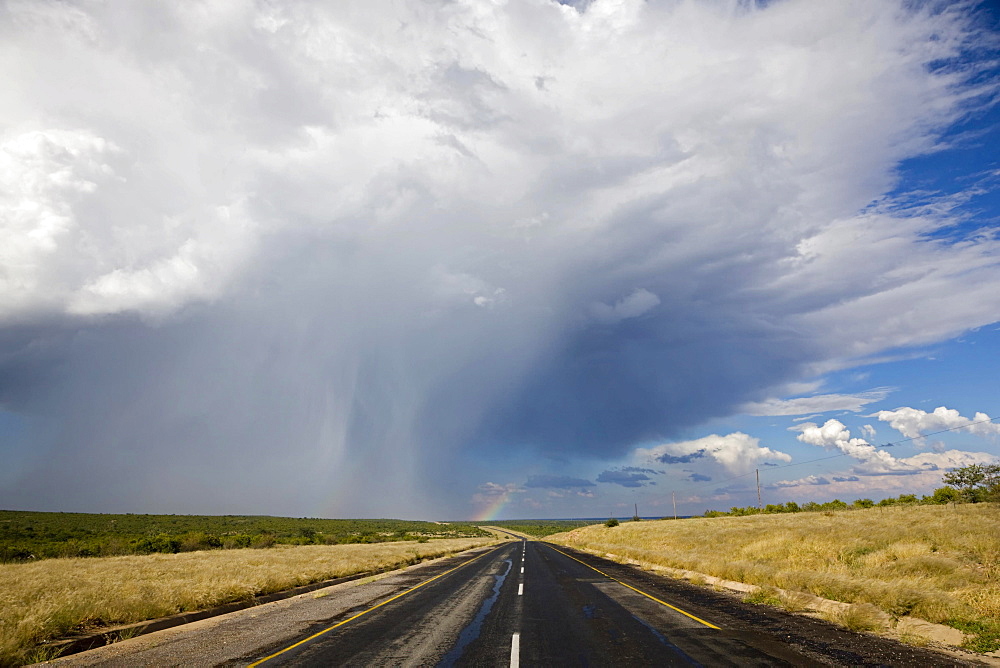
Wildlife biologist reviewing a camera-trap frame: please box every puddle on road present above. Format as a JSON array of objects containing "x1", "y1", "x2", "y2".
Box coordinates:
[{"x1": 437, "y1": 557, "x2": 512, "y2": 667}]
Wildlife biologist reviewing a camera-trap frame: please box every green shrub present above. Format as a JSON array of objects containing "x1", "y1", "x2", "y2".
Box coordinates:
[
  {"x1": 179, "y1": 532, "x2": 222, "y2": 552},
  {"x1": 222, "y1": 534, "x2": 252, "y2": 549},
  {"x1": 743, "y1": 586, "x2": 782, "y2": 607},
  {"x1": 250, "y1": 533, "x2": 276, "y2": 549},
  {"x1": 948, "y1": 618, "x2": 1000, "y2": 653},
  {"x1": 132, "y1": 534, "x2": 180, "y2": 554},
  {"x1": 929, "y1": 486, "x2": 962, "y2": 504}
]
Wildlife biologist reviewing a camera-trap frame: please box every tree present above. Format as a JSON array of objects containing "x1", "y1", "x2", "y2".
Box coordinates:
[
  {"x1": 942, "y1": 463, "x2": 1000, "y2": 503},
  {"x1": 930, "y1": 486, "x2": 962, "y2": 504}
]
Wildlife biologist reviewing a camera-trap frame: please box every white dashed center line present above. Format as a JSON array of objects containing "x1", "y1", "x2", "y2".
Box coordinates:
[{"x1": 510, "y1": 632, "x2": 520, "y2": 667}]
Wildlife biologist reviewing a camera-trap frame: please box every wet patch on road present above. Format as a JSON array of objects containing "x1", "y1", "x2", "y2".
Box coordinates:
[{"x1": 437, "y1": 558, "x2": 513, "y2": 667}]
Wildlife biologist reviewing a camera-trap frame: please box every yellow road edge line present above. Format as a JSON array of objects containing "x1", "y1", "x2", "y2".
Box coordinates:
[
  {"x1": 248, "y1": 543, "x2": 509, "y2": 666},
  {"x1": 544, "y1": 544, "x2": 721, "y2": 630}
]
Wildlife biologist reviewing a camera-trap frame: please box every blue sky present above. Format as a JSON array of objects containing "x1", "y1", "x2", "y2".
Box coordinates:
[{"x1": 1, "y1": 0, "x2": 999, "y2": 520}]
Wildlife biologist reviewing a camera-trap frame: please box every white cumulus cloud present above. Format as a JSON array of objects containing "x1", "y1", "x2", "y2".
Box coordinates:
[
  {"x1": 875, "y1": 406, "x2": 1000, "y2": 439},
  {"x1": 636, "y1": 432, "x2": 791, "y2": 475},
  {"x1": 793, "y1": 418, "x2": 995, "y2": 476}
]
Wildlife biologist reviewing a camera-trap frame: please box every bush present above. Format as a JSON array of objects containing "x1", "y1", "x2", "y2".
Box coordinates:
[
  {"x1": 250, "y1": 533, "x2": 276, "y2": 549},
  {"x1": 179, "y1": 532, "x2": 222, "y2": 552},
  {"x1": 222, "y1": 534, "x2": 252, "y2": 549},
  {"x1": 930, "y1": 486, "x2": 962, "y2": 504},
  {"x1": 132, "y1": 534, "x2": 180, "y2": 554},
  {"x1": 605, "y1": 518, "x2": 619, "y2": 528}
]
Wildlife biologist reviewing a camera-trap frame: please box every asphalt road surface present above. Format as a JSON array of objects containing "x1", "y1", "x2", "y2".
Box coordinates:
[
  {"x1": 243, "y1": 536, "x2": 983, "y2": 667},
  {"x1": 51, "y1": 537, "x2": 985, "y2": 667}
]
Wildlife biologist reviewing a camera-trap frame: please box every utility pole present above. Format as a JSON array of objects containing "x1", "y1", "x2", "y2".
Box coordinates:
[
  {"x1": 756, "y1": 468, "x2": 762, "y2": 511},
  {"x1": 672, "y1": 491, "x2": 677, "y2": 520}
]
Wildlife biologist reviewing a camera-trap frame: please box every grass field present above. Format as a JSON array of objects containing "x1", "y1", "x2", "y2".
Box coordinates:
[
  {"x1": 0, "y1": 536, "x2": 498, "y2": 666},
  {"x1": 548, "y1": 504, "x2": 1000, "y2": 651},
  {"x1": 0, "y1": 510, "x2": 489, "y2": 562}
]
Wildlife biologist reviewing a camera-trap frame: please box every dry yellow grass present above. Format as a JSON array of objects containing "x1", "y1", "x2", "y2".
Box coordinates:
[
  {"x1": 0, "y1": 537, "x2": 496, "y2": 666},
  {"x1": 548, "y1": 504, "x2": 1000, "y2": 625}
]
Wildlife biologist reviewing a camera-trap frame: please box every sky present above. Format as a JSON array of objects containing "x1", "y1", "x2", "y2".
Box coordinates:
[{"x1": 2, "y1": 0, "x2": 1000, "y2": 520}]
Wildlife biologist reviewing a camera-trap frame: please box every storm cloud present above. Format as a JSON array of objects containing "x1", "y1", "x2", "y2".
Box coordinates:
[
  {"x1": 1, "y1": 0, "x2": 999, "y2": 517},
  {"x1": 525, "y1": 475, "x2": 596, "y2": 489},
  {"x1": 596, "y1": 470, "x2": 652, "y2": 488}
]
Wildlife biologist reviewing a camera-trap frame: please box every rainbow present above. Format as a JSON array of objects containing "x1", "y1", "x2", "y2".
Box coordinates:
[{"x1": 472, "y1": 495, "x2": 511, "y2": 522}]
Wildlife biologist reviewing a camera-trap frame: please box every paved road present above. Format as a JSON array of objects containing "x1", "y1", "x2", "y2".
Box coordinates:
[
  {"x1": 50, "y1": 537, "x2": 984, "y2": 667},
  {"x1": 250, "y1": 537, "x2": 805, "y2": 667},
  {"x1": 240, "y1": 538, "x2": 975, "y2": 667}
]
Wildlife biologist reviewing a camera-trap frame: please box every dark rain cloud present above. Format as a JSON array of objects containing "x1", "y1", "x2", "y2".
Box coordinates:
[
  {"x1": 596, "y1": 470, "x2": 652, "y2": 488},
  {"x1": 524, "y1": 475, "x2": 596, "y2": 489},
  {"x1": 621, "y1": 466, "x2": 664, "y2": 475},
  {"x1": 657, "y1": 450, "x2": 707, "y2": 465}
]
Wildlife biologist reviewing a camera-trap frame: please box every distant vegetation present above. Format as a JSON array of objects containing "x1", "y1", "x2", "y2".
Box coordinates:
[
  {"x1": 486, "y1": 519, "x2": 593, "y2": 537},
  {"x1": 702, "y1": 491, "x2": 958, "y2": 518},
  {"x1": 0, "y1": 511, "x2": 489, "y2": 562}
]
